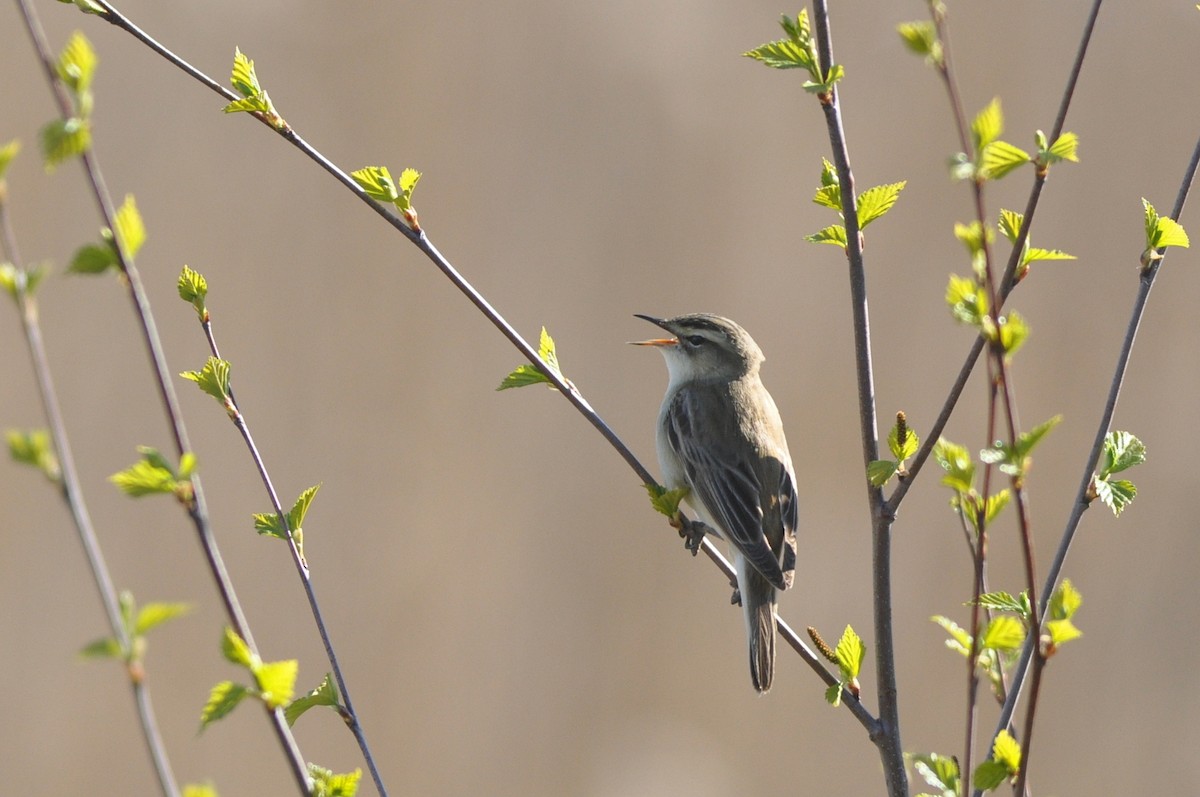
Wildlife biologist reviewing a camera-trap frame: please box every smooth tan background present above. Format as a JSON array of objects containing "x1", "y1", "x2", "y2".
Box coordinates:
[{"x1": 2, "y1": 1, "x2": 1198, "y2": 795}]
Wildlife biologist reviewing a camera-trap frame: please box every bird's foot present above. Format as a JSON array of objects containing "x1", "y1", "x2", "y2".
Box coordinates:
[
  {"x1": 730, "y1": 587, "x2": 742, "y2": 606},
  {"x1": 671, "y1": 515, "x2": 712, "y2": 557}
]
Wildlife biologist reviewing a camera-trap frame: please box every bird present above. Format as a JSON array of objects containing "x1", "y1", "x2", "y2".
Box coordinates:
[{"x1": 633, "y1": 313, "x2": 798, "y2": 693}]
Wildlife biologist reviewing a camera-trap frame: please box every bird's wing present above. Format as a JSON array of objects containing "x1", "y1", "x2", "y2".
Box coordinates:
[
  {"x1": 776, "y1": 462, "x2": 798, "y2": 589},
  {"x1": 665, "y1": 386, "x2": 787, "y2": 590}
]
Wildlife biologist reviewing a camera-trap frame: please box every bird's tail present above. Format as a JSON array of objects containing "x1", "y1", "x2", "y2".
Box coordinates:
[{"x1": 739, "y1": 555, "x2": 778, "y2": 694}]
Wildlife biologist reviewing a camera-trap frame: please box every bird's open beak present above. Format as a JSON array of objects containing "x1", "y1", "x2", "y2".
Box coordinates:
[{"x1": 630, "y1": 314, "x2": 678, "y2": 346}]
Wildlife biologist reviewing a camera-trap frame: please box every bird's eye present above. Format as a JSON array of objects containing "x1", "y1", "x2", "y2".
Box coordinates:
[{"x1": 685, "y1": 335, "x2": 706, "y2": 346}]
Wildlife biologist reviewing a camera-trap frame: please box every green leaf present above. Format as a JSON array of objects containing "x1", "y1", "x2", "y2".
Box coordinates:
[
  {"x1": 806, "y1": 224, "x2": 848, "y2": 247},
  {"x1": 834, "y1": 625, "x2": 865, "y2": 680},
  {"x1": 972, "y1": 590, "x2": 1028, "y2": 616},
  {"x1": 867, "y1": 459, "x2": 898, "y2": 487},
  {"x1": 254, "y1": 659, "x2": 298, "y2": 709},
  {"x1": 1023, "y1": 247, "x2": 1075, "y2": 263},
  {"x1": 743, "y1": 38, "x2": 812, "y2": 70},
  {"x1": 945, "y1": 274, "x2": 988, "y2": 327},
  {"x1": 932, "y1": 615, "x2": 971, "y2": 656},
  {"x1": 285, "y1": 672, "x2": 341, "y2": 726},
  {"x1": 1046, "y1": 618, "x2": 1082, "y2": 645},
  {"x1": 818, "y1": 157, "x2": 839, "y2": 188},
  {"x1": 992, "y1": 729, "x2": 1022, "y2": 772},
  {"x1": 1016, "y1": 415, "x2": 1062, "y2": 460},
  {"x1": 979, "y1": 140, "x2": 1030, "y2": 180},
  {"x1": 221, "y1": 627, "x2": 255, "y2": 669},
  {"x1": 498, "y1": 327, "x2": 564, "y2": 390},
  {"x1": 182, "y1": 784, "x2": 219, "y2": 797},
  {"x1": 857, "y1": 181, "x2": 906, "y2": 228},
  {"x1": 1049, "y1": 578, "x2": 1081, "y2": 621},
  {"x1": 824, "y1": 682, "x2": 843, "y2": 707},
  {"x1": 1041, "y1": 131, "x2": 1079, "y2": 164},
  {"x1": 79, "y1": 636, "x2": 123, "y2": 659},
  {"x1": 1144, "y1": 198, "x2": 1191, "y2": 250},
  {"x1": 110, "y1": 447, "x2": 187, "y2": 497},
  {"x1": 1101, "y1": 431, "x2": 1146, "y2": 476},
  {"x1": 59, "y1": 0, "x2": 108, "y2": 14},
  {"x1": 644, "y1": 483, "x2": 689, "y2": 518},
  {"x1": 200, "y1": 681, "x2": 248, "y2": 730},
  {"x1": 1094, "y1": 477, "x2": 1137, "y2": 516},
  {"x1": 932, "y1": 438, "x2": 974, "y2": 493},
  {"x1": 6, "y1": 428, "x2": 60, "y2": 481},
  {"x1": 896, "y1": 21, "x2": 941, "y2": 62},
  {"x1": 887, "y1": 416, "x2": 918, "y2": 461},
  {"x1": 397, "y1": 168, "x2": 421, "y2": 212},
  {"x1": 58, "y1": 31, "x2": 97, "y2": 96},
  {"x1": 68, "y1": 241, "x2": 117, "y2": 274},
  {"x1": 229, "y1": 48, "x2": 262, "y2": 98},
  {"x1": 997, "y1": 311, "x2": 1030, "y2": 357},
  {"x1": 980, "y1": 615, "x2": 1025, "y2": 651},
  {"x1": 308, "y1": 764, "x2": 362, "y2": 797},
  {"x1": 352, "y1": 166, "x2": 399, "y2": 203},
  {"x1": 0, "y1": 139, "x2": 20, "y2": 180},
  {"x1": 40, "y1": 117, "x2": 91, "y2": 170},
  {"x1": 134, "y1": 602, "x2": 192, "y2": 636},
  {"x1": 998, "y1": 209, "x2": 1023, "y2": 243},
  {"x1": 181, "y1": 357, "x2": 232, "y2": 405},
  {"x1": 972, "y1": 759, "x2": 1010, "y2": 791},
  {"x1": 812, "y1": 183, "x2": 842, "y2": 211},
  {"x1": 178, "y1": 265, "x2": 209, "y2": 319},
  {"x1": 113, "y1": 194, "x2": 145, "y2": 258},
  {"x1": 984, "y1": 489, "x2": 1010, "y2": 524},
  {"x1": 911, "y1": 753, "x2": 959, "y2": 793},
  {"x1": 222, "y1": 94, "x2": 273, "y2": 115},
  {"x1": 971, "y1": 98, "x2": 1004, "y2": 151},
  {"x1": 287, "y1": 484, "x2": 320, "y2": 534}
]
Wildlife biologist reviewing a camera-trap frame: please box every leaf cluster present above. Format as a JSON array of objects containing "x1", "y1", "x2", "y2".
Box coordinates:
[
  {"x1": 978, "y1": 415, "x2": 1062, "y2": 481},
  {"x1": 253, "y1": 484, "x2": 321, "y2": 566},
  {"x1": 807, "y1": 158, "x2": 906, "y2": 248},
  {"x1": 79, "y1": 589, "x2": 191, "y2": 672},
  {"x1": 949, "y1": 99, "x2": 1077, "y2": 184},
  {"x1": 223, "y1": 48, "x2": 286, "y2": 130},
  {"x1": 810, "y1": 625, "x2": 864, "y2": 707},
  {"x1": 68, "y1": 194, "x2": 146, "y2": 274},
  {"x1": 350, "y1": 165, "x2": 422, "y2": 230},
  {"x1": 743, "y1": 10, "x2": 843, "y2": 95},
  {"x1": 1141, "y1": 197, "x2": 1190, "y2": 267},
  {"x1": 497, "y1": 326, "x2": 567, "y2": 391},
  {"x1": 178, "y1": 265, "x2": 209, "y2": 322},
  {"x1": 40, "y1": 31, "x2": 97, "y2": 170},
  {"x1": 932, "y1": 438, "x2": 1011, "y2": 535},
  {"x1": 1089, "y1": 430, "x2": 1146, "y2": 516},
  {"x1": 868, "y1": 412, "x2": 919, "y2": 487},
  {"x1": 201, "y1": 628, "x2": 299, "y2": 729},
  {"x1": 6, "y1": 428, "x2": 60, "y2": 483},
  {"x1": 109, "y1": 445, "x2": 196, "y2": 504}
]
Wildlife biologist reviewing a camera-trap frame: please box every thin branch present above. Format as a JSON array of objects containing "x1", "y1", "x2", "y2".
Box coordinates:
[
  {"x1": 810, "y1": 3, "x2": 905, "y2": 795},
  {"x1": 1, "y1": 194, "x2": 180, "y2": 797},
  {"x1": 196, "y1": 320, "x2": 389, "y2": 797},
  {"x1": 888, "y1": 0, "x2": 1103, "y2": 511},
  {"x1": 979, "y1": 131, "x2": 1200, "y2": 797},
  {"x1": 15, "y1": 1, "x2": 310, "y2": 790}
]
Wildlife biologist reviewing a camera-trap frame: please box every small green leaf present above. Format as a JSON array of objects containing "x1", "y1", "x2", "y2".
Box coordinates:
[
  {"x1": 1015, "y1": 414, "x2": 1062, "y2": 460},
  {"x1": 805, "y1": 224, "x2": 849, "y2": 247},
  {"x1": 997, "y1": 311, "x2": 1030, "y2": 357},
  {"x1": 1094, "y1": 477, "x2": 1137, "y2": 516},
  {"x1": 979, "y1": 140, "x2": 1030, "y2": 180},
  {"x1": 40, "y1": 117, "x2": 91, "y2": 170},
  {"x1": 743, "y1": 38, "x2": 812, "y2": 70},
  {"x1": 972, "y1": 590, "x2": 1028, "y2": 615},
  {"x1": 896, "y1": 21, "x2": 941, "y2": 63},
  {"x1": 972, "y1": 759, "x2": 1010, "y2": 791},
  {"x1": 1046, "y1": 618, "x2": 1082, "y2": 645},
  {"x1": 178, "y1": 265, "x2": 209, "y2": 320},
  {"x1": 200, "y1": 681, "x2": 248, "y2": 730},
  {"x1": 58, "y1": 31, "x2": 98, "y2": 96},
  {"x1": 6, "y1": 429, "x2": 60, "y2": 481},
  {"x1": 79, "y1": 636, "x2": 123, "y2": 659},
  {"x1": 1023, "y1": 247, "x2": 1075, "y2": 263},
  {"x1": 110, "y1": 447, "x2": 188, "y2": 497},
  {"x1": 857, "y1": 181, "x2": 906, "y2": 228},
  {"x1": 1143, "y1": 198, "x2": 1191, "y2": 251},
  {"x1": 887, "y1": 416, "x2": 918, "y2": 461},
  {"x1": 308, "y1": 764, "x2": 362, "y2": 797},
  {"x1": 68, "y1": 242, "x2": 118, "y2": 274},
  {"x1": 397, "y1": 168, "x2": 421, "y2": 212},
  {"x1": 945, "y1": 274, "x2": 988, "y2": 327},
  {"x1": 254, "y1": 659, "x2": 298, "y2": 709},
  {"x1": 134, "y1": 602, "x2": 192, "y2": 635},
  {"x1": 221, "y1": 627, "x2": 255, "y2": 669},
  {"x1": 834, "y1": 626, "x2": 864, "y2": 680},
  {"x1": 818, "y1": 157, "x2": 839, "y2": 188},
  {"x1": 181, "y1": 357, "x2": 232, "y2": 405},
  {"x1": 812, "y1": 183, "x2": 842, "y2": 211},
  {"x1": 498, "y1": 327, "x2": 564, "y2": 390},
  {"x1": 998, "y1": 209, "x2": 1023, "y2": 243},
  {"x1": 182, "y1": 784, "x2": 219, "y2": 797},
  {"x1": 0, "y1": 139, "x2": 20, "y2": 180},
  {"x1": 1041, "y1": 131, "x2": 1079, "y2": 164},
  {"x1": 352, "y1": 166, "x2": 400, "y2": 203},
  {"x1": 1101, "y1": 431, "x2": 1146, "y2": 477},
  {"x1": 824, "y1": 681, "x2": 843, "y2": 707},
  {"x1": 113, "y1": 194, "x2": 145, "y2": 258},
  {"x1": 980, "y1": 615, "x2": 1025, "y2": 651},
  {"x1": 222, "y1": 94, "x2": 273, "y2": 115},
  {"x1": 59, "y1": 0, "x2": 108, "y2": 14},
  {"x1": 644, "y1": 483, "x2": 690, "y2": 518},
  {"x1": 285, "y1": 672, "x2": 341, "y2": 726},
  {"x1": 867, "y1": 459, "x2": 898, "y2": 487},
  {"x1": 932, "y1": 615, "x2": 971, "y2": 656},
  {"x1": 984, "y1": 489, "x2": 1010, "y2": 524},
  {"x1": 229, "y1": 48, "x2": 262, "y2": 98},
  {"x1": 911, "y1": 753, "x2": 959, "y2": 793},
  {"x1": 1049, "y1": 578, "x2": 1081, "y2": 621},
  {"x1": 932, "y1": 438, "x2": 974, "y2": 494},
  {"x1": 992, "y1": 729, "x2": 1022, "y2": 773},
  {"x1": 971, "y1": 98, "x2": 1004, "y2": 151},
  {"x1": 287, "y1": 484, "x2": 320, "y2": 533}
]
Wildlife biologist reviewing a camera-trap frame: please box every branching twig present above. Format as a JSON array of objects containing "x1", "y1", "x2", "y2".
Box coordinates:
[{"x1": 15, "y1": 1, "x2": 310, "y2": 791}]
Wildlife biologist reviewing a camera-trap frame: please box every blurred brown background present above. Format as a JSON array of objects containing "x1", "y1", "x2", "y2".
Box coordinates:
[{"x1": 2, "y1": 1, "x2": 1198, "y2": 794}]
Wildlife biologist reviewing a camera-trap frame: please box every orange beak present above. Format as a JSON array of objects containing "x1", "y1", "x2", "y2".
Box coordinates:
[{"x1": 630, "y1": 314, "x2": 679, "y2": 347}]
